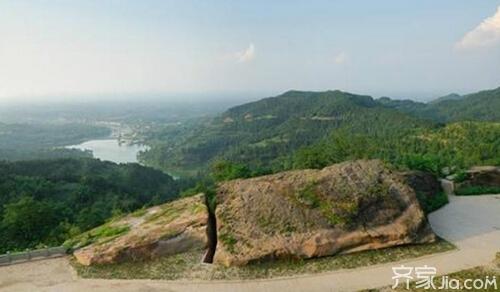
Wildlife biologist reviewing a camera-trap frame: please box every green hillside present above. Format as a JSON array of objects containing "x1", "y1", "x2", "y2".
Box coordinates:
[
  {"x1": 0, "y1": 158, "x2": 178, "y2": 253},
  {"x1": 431, "y1": 87, "x2": 500, "y2": 122},
  {"x1": 0, "y1": 122, "x2": 110, "y2": 161},
  {"x1": 140, "y1": 90, "x2": 433, "y2": 174},
  {"x1": 288, "y1": 121, "x2": 500, "y2": 174},
  {"x1": 379, "y1": 87, "x2": 500, "y2": 122}
]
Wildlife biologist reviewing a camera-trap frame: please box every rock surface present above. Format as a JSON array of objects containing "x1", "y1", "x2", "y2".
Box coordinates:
[
  {"x1": 214, "y1": 160, "x2": 436, "y2": 266},
  {"x1": 73, "y1": 195, "x2": 207, "y2": 266},
  {"x1": 461, "y1": 166, "x2": 500, "y2": 188},
  {"x1": 401, "y1": 170, "x2": 441, "y2": 200}
]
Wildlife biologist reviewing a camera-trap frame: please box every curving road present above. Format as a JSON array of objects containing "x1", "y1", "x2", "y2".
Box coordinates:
[{"x1": 1, "y1": 193, "x2": 499, "y2": 292}]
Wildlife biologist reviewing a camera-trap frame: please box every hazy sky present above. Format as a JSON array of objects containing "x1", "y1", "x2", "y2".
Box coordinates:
[{"x1": 1, "y1": 0, "x2": 500, "y2": 103}]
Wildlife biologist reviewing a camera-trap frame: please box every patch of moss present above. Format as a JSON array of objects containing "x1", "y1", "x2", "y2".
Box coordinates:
[
  {"x1": 282, "y1": 222, "x2": 297, "y2": 234},
  {"x1": 64, "y1": 224, "x2": 130, "y2": 249},
  {"x1": 144, "y1": 204, "x2": 181, "y2": 223},
  {"x1": 319, "y1": 201, "x2": 348, "y2": 226},
  {"x1": 219, "y1": 233, "x2": 238, "y2": 254},
  {"x1": 131, "y1": 208, "x2": 147, "y2": 218},
  {"x1": 293, "y1": 182, "x2": 353, "y2": 226},
  {"x1": 189, "y1": 202, "x2": 206, "y2": 214},
  {"x1": 296, "y1": 182, "x2": 321, "y2": 208},
  {"x1": 365, "y1": 181, "x2": 391, "y2": 199}
]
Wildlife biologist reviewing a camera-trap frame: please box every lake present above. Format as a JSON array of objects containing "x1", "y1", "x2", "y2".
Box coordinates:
[{"x1": 66, "y1": 139, "x2": 149, "y2": 164}]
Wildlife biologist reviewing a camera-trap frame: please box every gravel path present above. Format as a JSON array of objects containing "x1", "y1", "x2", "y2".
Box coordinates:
[{"x1": 1, "y1": 193, "x2": 499, "y2": 292}]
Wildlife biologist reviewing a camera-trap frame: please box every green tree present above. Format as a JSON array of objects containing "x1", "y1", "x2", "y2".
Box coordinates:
[{"x1": 1, "y1": 196, "x2": 60, "y2": 248}]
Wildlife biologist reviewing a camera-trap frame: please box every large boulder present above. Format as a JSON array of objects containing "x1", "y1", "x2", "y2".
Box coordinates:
[
  {"x1": 72, "y1": 195, "x2": 208, "y2": 266},
  {"x1": 213, "y1": 160, "x2": 436, "y2": 266}
]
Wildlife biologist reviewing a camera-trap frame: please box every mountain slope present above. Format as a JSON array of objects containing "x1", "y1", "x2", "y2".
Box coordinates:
[
  {"x1": 430, "y1": 87, "x2": 500, "y2": 122},
  {"x1": 289, "y1": 121, "x2": 500, "y2": 175},
  {"x1": 379, "y1": 87, "x2": 500, "y2": 122},
  {"x1": 141, "y1": 90, "x2": 433, "y2": 173},
  {"x1": 0, "y1": 158, "x2": 179, "y2": 253},
  {"x1": 428, "y1": 93, "x2": 462, "y2": 104}
]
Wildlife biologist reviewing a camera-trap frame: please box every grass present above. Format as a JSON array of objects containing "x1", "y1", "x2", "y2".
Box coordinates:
[
  {"x1": 455, "y1": 185, "x2": 500, "y2": 196},
  {"x1": 72, "y1": 238, "x2": 455, "y2": 281}
]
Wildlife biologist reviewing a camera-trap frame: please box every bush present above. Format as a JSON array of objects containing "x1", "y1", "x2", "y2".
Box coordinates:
[
  {"x1": 453, "y1": 170, "x2": 468, "y2": 183},
  {"x1": 212, "y1": 160, "x2": 251, "y2": 182},
  {"x1": 455, "y1": 186, "x2": 500, "y2": 196},
  {"x1": 416, "y1": 191, "x2": 449, "y2": 213},
  {"x1": 401, "y1": 154, "x2": 443, "y2": 176}
]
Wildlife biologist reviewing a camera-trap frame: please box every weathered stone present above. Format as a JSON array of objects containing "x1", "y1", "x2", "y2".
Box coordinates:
[
  {"x1": 213, "y1": 160, "x2": 436, "y2": 266},
  {"x1": 73, "y1": 195, "x2": 208, "y2": 266},
  {"x1": 400, "y1": 170, "x2": 442, "y2": 209},
  {"x1": 462, "y1": 166, "x2": 500, "y2": 188},
  {"x1": 401, "y1": 170, "x2": 441, "y2": 199}
]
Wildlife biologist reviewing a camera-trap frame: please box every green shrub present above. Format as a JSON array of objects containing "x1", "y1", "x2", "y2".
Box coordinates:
[
  {"x1": 212, "y1": 160, "x2": 251, "y2": 182},
  {"x1": 401, "y1": 154, "x2": 443, "y2": 176},
  {"x1": 416, "y1": 191, "x2": 449, "y2": 213},
  {"x1": 453, "y1": 170, "x2": 468, "y2": 183},
  {"x1": 455, "y1": 186, "x2": 500, "y2": 196}
]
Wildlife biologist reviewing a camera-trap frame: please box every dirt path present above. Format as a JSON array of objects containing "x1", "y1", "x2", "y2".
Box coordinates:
[{"x1": 1, "y1": 193, "x2": 499, "y2": 292}]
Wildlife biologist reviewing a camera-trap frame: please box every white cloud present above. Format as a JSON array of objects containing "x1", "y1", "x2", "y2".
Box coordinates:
[
  {"x1": 456, "y1": 6, "x2": 500, "y2": 50},
  {"x1": 236, "y1": 43, "x2": 255, "y2": 63},
  {"x1": 334, "y1": 52, "x2": 348, "y2": 64}
]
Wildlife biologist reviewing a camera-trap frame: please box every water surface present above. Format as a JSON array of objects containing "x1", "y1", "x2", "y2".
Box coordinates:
[{"x1": 66, "y1": 139, "x2": 149, "y2": 164}]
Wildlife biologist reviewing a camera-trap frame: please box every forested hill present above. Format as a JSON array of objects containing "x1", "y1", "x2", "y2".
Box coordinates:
[
  {"x1": 0, "y1": 122, "x2": 111, "y2": 161},
  {"x1": 379, "y1": 86, "x2": 500, "y2": 122},
  {"x1": 430, "y1": 87, "x2": 500, "y2": 122},
  {"x1": 223, "y1": 90, "x2": 377, "y2": 117},
  {"x1": 0, "y1": 158, "x2": 179, "y2": 253},
  {"x1": 140, "y1": 90, "x2": 433, "y2": 174}
]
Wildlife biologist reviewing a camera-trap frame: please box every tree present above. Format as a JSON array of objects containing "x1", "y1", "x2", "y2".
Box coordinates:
[{"x1": 1, "y1": 196, "x2": 60, "y2": 248}]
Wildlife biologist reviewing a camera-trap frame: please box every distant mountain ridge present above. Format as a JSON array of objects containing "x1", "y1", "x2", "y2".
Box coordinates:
[
  {"x1": 428, "y1": 93, "x2": 462, "y2": 104},
  {"x1": 379, "y1": 86, "x2": 500, "y2": 122}
]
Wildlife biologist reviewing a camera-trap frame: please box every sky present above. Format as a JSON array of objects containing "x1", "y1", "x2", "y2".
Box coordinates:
[{"x1": 1, "y1": 0, "x2": 500, "y2": 103}]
